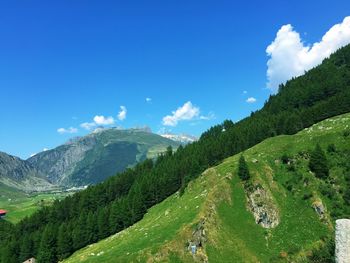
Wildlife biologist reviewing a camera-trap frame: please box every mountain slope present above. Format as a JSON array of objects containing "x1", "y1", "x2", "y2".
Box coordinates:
[
  {"x1": 64, "y1": 113, "x2": 350, "y2": 263},
  {"x1": 27, "y1": 128, "x2": 180, "y2": 186},
  {"x1": 0, "y1": 152, "x2": 53, "y2": 192},
  {"x1": 2, "y1": 45, "x2": 350, "y2": 263}
]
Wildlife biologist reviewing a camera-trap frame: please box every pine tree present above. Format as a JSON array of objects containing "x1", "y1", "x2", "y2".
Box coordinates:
[
  {"x1": 37, "y1": 225, "x2": 57, "y2": 263},
  {"x1": 97, "y1": 207, "x2": 110, "y2": 240},
  {"x1": 86, "y1": 211, "x2": 98, "y2": 243},
  {"x1": 238, "y1": 155, "x2": 250, "y2": 181},
  {"x1": 1, "y1": 240, "x2": 18, "y2": 263},
  {"x1": 57, "y1": 223, "x2": 72, "y2": 260},
  {"x1": 72, "y1": 213, "x2": 88, "y2": 250},
  {"x1": 309, "y1": 144, "x2": 329, "y2": 179},
  {"x1": 109, "y1": 201, "x2": 123, "y2": 234},
  {"x1": 19, "y1": 235, "x2": 33, "y2": 262}
]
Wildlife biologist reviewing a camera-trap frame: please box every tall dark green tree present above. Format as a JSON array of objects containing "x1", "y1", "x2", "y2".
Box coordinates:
[
  {"x1": 238, "y1": 155, "x2": 250, "y2": 181},
  {"x1": 309, "y1": 144, "x2": 329, "y2": 179},
  {"x1": 37, "y1": 224, "x2": 57, "y2": 263},
  {"x1": 97, "y1": 207, "x2": 110, "y2": 240},
  {"x1": 72, "y1": 213, "x2": 88, "y2": 250},
  {"x1": 86, "y1": 211, "x2": 98, "y2": 243},
  {"x1": 57, "y1": 223, "x2": 72, "y2": 261},
  {"x1": 1, "y1": 240, "x2": 18, "y2": 263},
  {"x1": 19, "y1": 235, "x2": 33, "y2": 262}
]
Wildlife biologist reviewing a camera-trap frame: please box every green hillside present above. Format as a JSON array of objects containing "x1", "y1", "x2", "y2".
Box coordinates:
[
  {"x1": 68, "y1": 129, "x2": 180, "y2": 185},
  {"x1": 0, "y1": 184, "x2": 70, "y2": 224},
  {"x1": 2, "y1": 45, "x2": 350, "y2": 263},
  {"x1": 64, "y1": 113, "x2": 350, "y2": 263}
]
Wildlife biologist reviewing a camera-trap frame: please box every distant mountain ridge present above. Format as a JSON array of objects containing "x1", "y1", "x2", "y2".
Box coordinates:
[
  {"x1": 160, "y1": 133, "x2": 197, "y2": 144},
  {"x1": 0, "y1": 128, "x2": 179, "y2": 191},
  {"x1": 0, "y1": 152, "x2": 53, "y2": 192}
]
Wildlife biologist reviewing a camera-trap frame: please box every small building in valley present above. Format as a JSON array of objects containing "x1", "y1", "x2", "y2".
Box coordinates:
[
  {"x1": 23, "y1": 258, "x2": 36, "y2": 263},
  {"x1": 0, "y1": 209, "x2": 7, "y2": 218}
]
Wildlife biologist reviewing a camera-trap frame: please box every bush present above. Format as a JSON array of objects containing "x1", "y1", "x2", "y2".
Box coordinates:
[
  {"x1": 238, "y1": 155, "x2": 250, "y2": 181},
  {"x1": 308, "y1": 237, "x2": 335, "y2": 263},
  {"x1": 319, "y1": 184, "x2": 336, "y2": 199},
  {"x1": 327, "y1": 143, "x2": 336, "y2": 153},
  {"x1": 281, "y1": 154, "x2": 290, "y2": 164},
  {"x1": 309, "y1": 144, "x2": 329, "y2": 179},
  {"x1": 302, "y1": 192, "x2": 313, "y2": 200}
]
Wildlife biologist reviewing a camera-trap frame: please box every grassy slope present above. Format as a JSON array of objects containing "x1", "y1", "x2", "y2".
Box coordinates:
[
  {"x1": 64, "y1": 113, "x2": 350, "y2": 263},
  {"x1": 0, "y1": 184, "x2": 71, "y2": 224}
]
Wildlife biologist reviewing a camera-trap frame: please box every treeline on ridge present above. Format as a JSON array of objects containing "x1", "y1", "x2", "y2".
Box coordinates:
[{"x1": 1, "y1": 44, "x2": 350, "y2": 263}]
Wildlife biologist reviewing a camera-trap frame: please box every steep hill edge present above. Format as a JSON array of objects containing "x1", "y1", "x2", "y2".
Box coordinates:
[{"x1": 63, "y1": 113, "x2": 350, "y2": 263}]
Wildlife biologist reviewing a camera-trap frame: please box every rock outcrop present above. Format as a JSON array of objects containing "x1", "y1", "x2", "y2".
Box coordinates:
[
  {"x1": 247, "y1": 185, "x2": 280, "y2": 228},
  {"x1": 335, "y1": 219, "x2": 350, "y2": 263},
  {"x1": 312, "y1": 200, "x2": 326, "y2": 219}
]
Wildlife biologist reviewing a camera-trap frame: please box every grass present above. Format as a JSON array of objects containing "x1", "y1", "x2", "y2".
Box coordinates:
[
  {"x1": 64, "y1": 113, "x2": 350, "y2": 262},
  {"x1": 0, "y1": 185, "x2": 71, "y2": 224}
]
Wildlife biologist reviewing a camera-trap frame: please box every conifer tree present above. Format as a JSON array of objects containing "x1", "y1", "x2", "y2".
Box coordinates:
[
  {"x1": 309, "y1": 144, "x2": 329, "y2": 179},
  {"x1": 57, "y1": 223, "x2": 72, "y2": 260},
  {"x1": 19, "y1": 235, "x2": 33, "y2": 262},
  {"x1": 37, "y1": 225, "x2": 57, "y2": 263},
  {"x1": 238, "y1": 155, "x2": 250, "y2": 181},
  {"x1": 97, "y1": 207, "x2": 110, "y2": 240},
  {"x1": 86, "y1": 211, "x2": 98, "y2": 243},
  {"x1": 72, "y1": 213, "x2": 88, "y2": 250}
]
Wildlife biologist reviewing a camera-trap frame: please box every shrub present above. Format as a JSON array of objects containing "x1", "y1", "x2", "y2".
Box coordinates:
[
  {"x1": 309, "y1": 144, "x2": 329, "y2": 179},
  {"x1": 238, "y1": 155, "x2": 250, "y2": 181}
]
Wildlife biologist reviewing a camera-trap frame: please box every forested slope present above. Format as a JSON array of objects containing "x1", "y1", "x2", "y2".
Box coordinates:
[
  {"x1": 64, "y1": 113, "x2": 350, "y2": 263},
  {"x1": 1, "y1": 44, "x2": 350, "y2": 263}
]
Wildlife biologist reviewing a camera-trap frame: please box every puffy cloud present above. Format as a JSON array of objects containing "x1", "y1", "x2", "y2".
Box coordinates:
[
  {"x1": 146, "y1": 97, "x2": 152, "y2": 103},
  {"x1": 246, "y1": 97, "x2": 257, "y2": 103},
  {"x1": 118, "y1": 106, "x2": 127, "y2": 121},
  {"x1": 266, "y1": 16, "x2": 350, "y2": 92},
  {"x1": 162, "y1": 101, "x2": 200, "y2": 126},
  {"x1": 57, "y1": 127, "x2": 78, "y2": 134},
  {"x1": 80, "y1": 110, "x2": 124, "y2": 130},
  {"x1": 93, "y1": 115, "x2": 115, "y2": 125}
]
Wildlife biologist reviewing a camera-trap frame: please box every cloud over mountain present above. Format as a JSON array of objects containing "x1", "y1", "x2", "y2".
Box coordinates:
[
  {"x1": 266, "y1": 16, "x2": 350, "y2": 93},
  {"x1": 163, "y1": 101, "x2": 200, "y2": 126}
]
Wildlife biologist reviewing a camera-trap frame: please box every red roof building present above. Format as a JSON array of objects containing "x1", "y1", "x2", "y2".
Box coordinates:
[{"x1": 0, "y1": 209, "x2": 7, "y2": 217}]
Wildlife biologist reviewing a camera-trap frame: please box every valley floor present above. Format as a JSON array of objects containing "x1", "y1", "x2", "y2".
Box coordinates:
[{"x1": 0, "y1": 185, "x2": 71, "y2": 224}]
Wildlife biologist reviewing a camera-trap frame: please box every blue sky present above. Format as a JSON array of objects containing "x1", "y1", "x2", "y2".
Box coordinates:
[{"x1": 0, "y1": 1, "x2": 349, "y2": 159}]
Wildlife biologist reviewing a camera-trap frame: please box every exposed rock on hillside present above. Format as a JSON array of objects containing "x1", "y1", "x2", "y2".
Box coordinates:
[
  {"x1": 335, "y1": 219, "x2": 350, "y2": 263},
  {"x1": 247, "y1": 185, "x2": 280, "y2": 228}
]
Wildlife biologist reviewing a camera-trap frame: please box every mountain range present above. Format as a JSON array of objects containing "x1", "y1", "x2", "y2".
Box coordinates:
[
  {"x1": 0, "y1": 128, "x2": 180, "y2": 191},
  {"x1": 1, "y1": 44, "x2": 350, "y2": 263}
]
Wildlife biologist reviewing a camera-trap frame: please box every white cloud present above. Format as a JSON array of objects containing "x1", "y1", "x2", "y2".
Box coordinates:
[
  {"x1": 43, "y1": 148, "x2": 49, "y2": 152},
  {"x1": 93, "y1": 115, "x2": 115, "y2": 125},
  {"x1": 57, "y1": 127, "x2": 78, "y2": 134},
  {"x1": 80, "y1": 112, "x2": 121, "y2": 131},
  {"x1": 246, "y1": 97, "x2": 257, "y2": 103},
  {"x1": 199, "y1": 112, "x2": 216, "y2": 120},
  {"x1": 80, "y1": 122, "x2": 96, "y2": 130},
  {"x1": 146, "y1": 97, "x2": 152, "y2": 103},
  {"x1": 118, "y1": 106, "x2": 127, "y2": 121},
  {"x1": 162, "y1": 101, "x2": 200, "y2": 126},
  {"x1": 266, "y1": 16, "x2": 350, "y2": 92}
]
